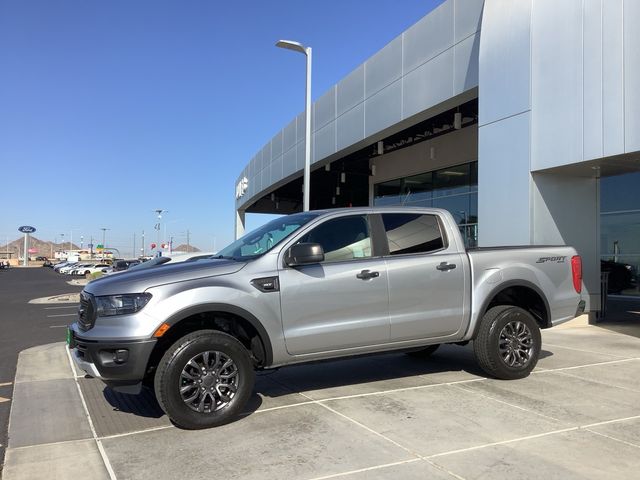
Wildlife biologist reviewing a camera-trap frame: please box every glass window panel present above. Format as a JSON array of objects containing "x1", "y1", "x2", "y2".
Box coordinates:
[
  {"x1": 433, "y1": 163, "x2": 470, "y2": 197},
  {"x1": 382, "y1": 213, "x2": 444, "y2": 254},
  {"x1": 432, "y1": 194, "x2": 471, "y2": 225},
  {"x1": 601, "y1": 172, "x2": 640, "y2": 213},
  {"x1": 299, "y1": 215, "x2": 372, "y2": 262}
]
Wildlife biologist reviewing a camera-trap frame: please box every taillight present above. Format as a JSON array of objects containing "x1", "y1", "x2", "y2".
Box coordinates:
[{"x1": 571, "y1": 255, "x2": 582, "y2": 293}]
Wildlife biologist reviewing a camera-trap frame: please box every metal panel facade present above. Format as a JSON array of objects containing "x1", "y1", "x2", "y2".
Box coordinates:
[
  {"x1": 624, "y1": 0, "x2": 640, "y2": 152},
  {"x1": 237, "y1": 0, "x2": 483, "y2": 209},
  {"x1": 530, "y1": 0, "x2": 584, "y2": 170}
]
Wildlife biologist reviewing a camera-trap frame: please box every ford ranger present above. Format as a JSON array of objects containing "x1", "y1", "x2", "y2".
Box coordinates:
[{"x1": 68, "y1": 207, "x2": 585, "y2": 429}]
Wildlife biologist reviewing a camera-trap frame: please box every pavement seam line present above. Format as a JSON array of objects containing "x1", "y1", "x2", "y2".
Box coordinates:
[
  {"x1": 449, "y1": 383, "x2": 565, "y2": 424},
  {"x1": 65, "y1": 344, "x2": 118, "y2": 480},
  {"x1": 8, "y1": 438, "x2": 96, "y2": 452},
  {"x1": 584, "y1": 428, "x2": 640, "y2": 450},
  {"x1": 306, "y1": 458, "x2": 422, "y2": 480},
  {"x1": 542, "y1": 342, "x2": 637, "y2": 359}
]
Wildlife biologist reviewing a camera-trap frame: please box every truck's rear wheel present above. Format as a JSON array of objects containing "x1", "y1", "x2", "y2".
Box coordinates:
[
  {"x1": 473, "y1": 306, "x2": 540, "y2": 380},
  {"x1": 154, "y1": 330, "x2": 254, "y2": 429}
]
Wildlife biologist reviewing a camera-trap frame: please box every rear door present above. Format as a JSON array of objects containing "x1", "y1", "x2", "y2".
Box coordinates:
[
  {"x1": 380, "y1": 212, "x2": 466, "y2": 341},
  {"x1": 279, "y1": 214, "x2": 389, "y2": 355}
]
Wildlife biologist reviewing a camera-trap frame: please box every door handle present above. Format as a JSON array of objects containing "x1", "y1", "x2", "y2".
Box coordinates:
[
  {"x1": 436, "y1": 262, "x2": 457, "y2": 271},
  {"x1": 356, "y1": 269, "x2": 380, "y2": 280}
]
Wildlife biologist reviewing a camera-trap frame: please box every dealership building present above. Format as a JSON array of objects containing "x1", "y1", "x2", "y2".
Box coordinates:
[{"x1": 235, "y1": 0, "x2": 640, "y2": 315}]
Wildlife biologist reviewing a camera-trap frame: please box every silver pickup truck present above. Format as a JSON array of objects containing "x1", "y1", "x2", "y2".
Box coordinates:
[{"x1": 68, "y1": 207, "x2": 585, "y2": 429}]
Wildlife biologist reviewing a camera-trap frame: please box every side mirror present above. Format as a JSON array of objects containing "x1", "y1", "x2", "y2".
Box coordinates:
[{"x1": 285, "y1": 243, "x2": 324, "y2": 267}]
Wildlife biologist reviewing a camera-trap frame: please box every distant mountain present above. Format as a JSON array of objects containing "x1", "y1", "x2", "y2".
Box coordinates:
[
  {"x1": 0, "y1": 236, "x2": 80, "y2": 258},
  {"x1": 171, "y1": 244, "x2": 201, "y2": 253}
]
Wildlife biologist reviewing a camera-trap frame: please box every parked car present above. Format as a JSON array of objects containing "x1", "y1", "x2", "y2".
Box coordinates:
[
  {"x1": 59, "y1": 263, "x2": 80, "y2": 274},
  {"x1": 101, "y1": 259, "x2": 142, "y2": 276},
  {"x1": 75, "y1": 264, "x2": 111, "y2": 276},
  {"x1": 53, "y1": 261, "x2": 72, "y2": 272},
  {"x1": 601, "y1": 259, "x2": 636, "y2": 294},
  {"x1": 69, "y1": 208, "x2": 584, "y2": 429},
  {"x1": 123, "y1": 252, "x2": 214, "y2": 273}
]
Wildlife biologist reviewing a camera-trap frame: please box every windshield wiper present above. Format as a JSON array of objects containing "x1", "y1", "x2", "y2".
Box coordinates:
[{"x1": 213, "y1": 255, "x2": 238, "y2": 261}]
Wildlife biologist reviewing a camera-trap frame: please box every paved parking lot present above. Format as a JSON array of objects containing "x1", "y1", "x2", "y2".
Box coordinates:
[{"x1": 4, "y1": 324, "x2": 640, "y2": 479}]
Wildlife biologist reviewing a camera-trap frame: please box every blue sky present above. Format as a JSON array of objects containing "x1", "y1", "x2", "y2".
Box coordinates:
[{"x1": 0, "y1": 0, "x2": 442, "y2": 256}]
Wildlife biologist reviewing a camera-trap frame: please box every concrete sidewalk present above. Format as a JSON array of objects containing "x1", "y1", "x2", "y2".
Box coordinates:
[{"x1": 3, "y1": 326, "x2": 640, "y2": 480}]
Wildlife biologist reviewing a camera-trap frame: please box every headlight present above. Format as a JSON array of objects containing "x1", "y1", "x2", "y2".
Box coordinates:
[{"x1": 95, "y1": 293, "x2": 152, "y2": 317}]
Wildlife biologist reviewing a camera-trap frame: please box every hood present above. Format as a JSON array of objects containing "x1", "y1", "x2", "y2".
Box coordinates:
[{"x1": 84, "y1": 259, "x2": 246, "y2": 296}]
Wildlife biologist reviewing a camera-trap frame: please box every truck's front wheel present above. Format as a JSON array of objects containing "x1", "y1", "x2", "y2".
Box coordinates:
[
  {"x1": 473, "y1": 306, "x2": 541, "y2": 380},
  {"x1": 154, "y1": 330, "x2": 255, "y2": 429}
]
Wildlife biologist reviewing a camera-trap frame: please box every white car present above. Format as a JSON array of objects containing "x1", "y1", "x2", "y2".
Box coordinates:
[
  {"x1": 75, "y1": 263, "x2": 111, "y2": 276},
  {"x1": 67, "y1": 263, "x2": 95, "y2": 275},
  {"x1": 59, "y1": 263, "x2": 81, "y2": 274}
]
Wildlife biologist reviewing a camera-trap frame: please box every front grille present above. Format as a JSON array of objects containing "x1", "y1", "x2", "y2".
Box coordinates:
[{"x1": 78, "y1": 291, "x2": 96, "y2": 331}]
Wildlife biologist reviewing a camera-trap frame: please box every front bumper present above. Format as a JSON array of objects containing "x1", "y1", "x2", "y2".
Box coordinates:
[{"x1": 69, "y1": 326, "x2": 156, "y2": 394}]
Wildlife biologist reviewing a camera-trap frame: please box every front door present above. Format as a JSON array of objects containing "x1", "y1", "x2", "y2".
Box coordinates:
[{"x1": 279, "y1": 214, "x2": 389, "y2": 355}]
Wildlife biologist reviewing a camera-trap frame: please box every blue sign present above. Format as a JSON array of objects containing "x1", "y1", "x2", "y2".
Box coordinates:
[{"x1": 18, "y1": 226, "x2": 36, "y2": 233}]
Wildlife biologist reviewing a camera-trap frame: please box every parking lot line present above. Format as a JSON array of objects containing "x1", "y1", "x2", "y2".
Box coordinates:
[
  {"x1": 553, "y1": 367, "x2": 640, "y2": 394},
  {"x1": 49, "y1": 325, "x2": 69, "y2": 328},
  {"x1": 307, "y1": 458, "x2": 422, "y2": 480},
  {"x1": 46, "y1": 313, "x2": 77, "y2": 318},
  {"x1": 97, "y1": 425, "x2": 174, "y2": 441},
  {"x1": 44, "y1": 306, "x2": 78, "y2": 310},
  {"x1": 449, "y1": 383, "x2": 565, "y2": 424},
  {"x1": 0, "y1": 382, "x2": 12, "y2": 387},
  {"x1": 542, "y1": 342, "x2": 635, "y2": 359},
  {"x1": 306, "y1": 395, "x2": 467, "y2": 480}
]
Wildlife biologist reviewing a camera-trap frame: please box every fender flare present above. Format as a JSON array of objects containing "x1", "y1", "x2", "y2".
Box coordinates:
[
  {"x1": 471, "y1": 279, "x2": 552, "y2": 338},
  {"x1": 164, "y1": 303, "x2": 273, "y2": 366}
]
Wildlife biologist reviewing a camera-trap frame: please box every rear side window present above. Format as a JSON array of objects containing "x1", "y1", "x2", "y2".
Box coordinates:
[
  {"x1": 381, "y1": 213, "x2": 444, "y2": 255},
  {"x1": 298, "y1": 215, "x2": 372, "y2": 262}
]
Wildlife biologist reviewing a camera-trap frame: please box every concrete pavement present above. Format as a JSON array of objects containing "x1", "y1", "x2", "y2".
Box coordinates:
[{"x1": 3, "y1": 325, "x2": 640, "y2": 479}]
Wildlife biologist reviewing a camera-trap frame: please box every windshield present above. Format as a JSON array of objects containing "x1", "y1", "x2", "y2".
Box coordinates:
[{"x1": 216, "y1": 212, "x2": 319, "y2": 260}]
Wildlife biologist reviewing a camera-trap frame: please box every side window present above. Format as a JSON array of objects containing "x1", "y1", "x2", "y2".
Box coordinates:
[
  {"x1": 382, "y1": 213, "x2": 444, "y2": 255},
  {"x1": 299, "y1": 215, "x2": 372, "y2": 262}
]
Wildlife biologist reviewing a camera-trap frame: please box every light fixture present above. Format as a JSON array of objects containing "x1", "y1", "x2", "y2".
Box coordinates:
[
  {"x1": 325, "y1": 164, "x2": 330, "y2": 171},
  {"x1": 271, "y1": 193, "x2": 275, "y2": 201},
  {"x1": 336, "y1": 186, "x2": 340, "y2": 195},
  {"x1": 340, "y1": 172, "x2": 346, "y2": 183},
  {"x1": 331, "y1": 196, "x2": 336, "y2": 205},
  {"x1": 370, "y1": 164, "x2": 376, "y2": 176},
  {"x1": 454, "y1": 112, "x2": 462, "y2": 130},
  {"x1": 377, "y1": 141, "x2": 384, "y2": 155},
  {"x1": 430, "y1": 147, "x2": 436, "y2": 160}
]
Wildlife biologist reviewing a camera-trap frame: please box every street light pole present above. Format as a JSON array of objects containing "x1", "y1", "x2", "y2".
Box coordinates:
[
  {"x1": 276, "y1": 39, "x2": 312, "y2": 212},
  {"x1": 100, "y1": 228, "x2": 109, "y2": 260}
]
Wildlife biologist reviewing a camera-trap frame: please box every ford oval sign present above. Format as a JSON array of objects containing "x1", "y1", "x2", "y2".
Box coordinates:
[{"x1": 18, "y1": 226, "x2": 36, "y2": 233}]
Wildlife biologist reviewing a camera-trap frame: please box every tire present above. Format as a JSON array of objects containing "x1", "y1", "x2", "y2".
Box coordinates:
[
  {"x1": 154, "y1": 330, "x2": 254, "y2": 429},
  {"x1": 405, "y1": 344, "x2": 440, "y2": 358},
  {"x1": 473, "y1": 305, "x2": 541, "y2": 380}
]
